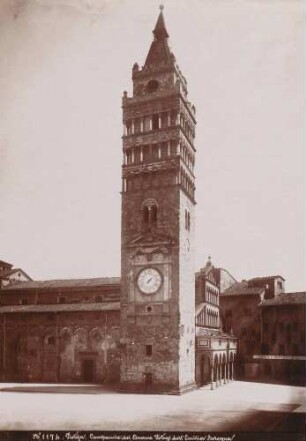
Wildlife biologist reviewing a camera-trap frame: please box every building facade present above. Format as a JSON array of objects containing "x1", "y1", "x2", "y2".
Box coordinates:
[
  {"x1": 220, "y1": 275, "x2": 306, "y2": 384},
  {"x1": 194, "y1": 258, "x2": 237, "y2": 389},
  {"x1": 0, "y1": 278, "x2": 121, "y2": 383},
  {"x1": 258, "y1": 291, "x2": 306, "y2": 385},
  {"x1": 0, "y1": 260, "x2": 32, "y2": 288}
]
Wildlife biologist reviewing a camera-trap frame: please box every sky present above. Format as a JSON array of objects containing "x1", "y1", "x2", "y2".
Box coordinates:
[{"x1": 0, "y1": 0, "x2": 304, "y2": 291}]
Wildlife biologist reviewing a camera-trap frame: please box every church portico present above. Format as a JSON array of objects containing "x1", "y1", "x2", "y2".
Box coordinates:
[{"x1": 195, "y1": 329, "x2": 237, "y2": 390}]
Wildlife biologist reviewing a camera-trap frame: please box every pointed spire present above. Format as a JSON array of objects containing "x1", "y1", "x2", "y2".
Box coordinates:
[
  {"x1": 153, "y1": 6, "x2": 169, "y2": 40},
  {"x1": 144, "y1": 6, "x2": 173, "y2": 69}
]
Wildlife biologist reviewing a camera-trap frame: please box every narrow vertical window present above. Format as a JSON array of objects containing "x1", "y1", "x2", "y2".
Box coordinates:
[
  {"x1": 152, "y1": 114, "x2": 159, "y2": 130},
  {"x1": 146, "y1": 345, "x2": 152, "y2": 357}
]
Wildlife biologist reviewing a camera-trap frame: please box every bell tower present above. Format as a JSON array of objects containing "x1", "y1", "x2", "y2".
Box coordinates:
[{"x1": 120, "y1": 6, "x2": 196, "y2": 393}]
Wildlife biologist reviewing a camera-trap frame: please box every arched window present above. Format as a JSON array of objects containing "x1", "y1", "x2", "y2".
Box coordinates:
[
  {"x1": 146, "y1": 80, "x2": 159, "y2": 93},
  {"x1": 142, "y1": 200, "x2": 158, "y2": 229}
]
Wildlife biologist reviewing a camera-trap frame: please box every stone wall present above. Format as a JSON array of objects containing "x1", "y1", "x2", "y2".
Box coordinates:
[{"x1": 0, "y1": 311, "x2": 120, "y2": 383}]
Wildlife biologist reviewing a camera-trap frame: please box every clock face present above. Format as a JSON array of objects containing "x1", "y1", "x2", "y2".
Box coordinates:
[{"x1": 137, "y1": 267, "x2": 162, "y2": 295}]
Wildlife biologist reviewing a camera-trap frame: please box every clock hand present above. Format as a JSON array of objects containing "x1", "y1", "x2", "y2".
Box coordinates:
[{"x1": 146, "y1": 277, "x2": 152, "y2": 284}]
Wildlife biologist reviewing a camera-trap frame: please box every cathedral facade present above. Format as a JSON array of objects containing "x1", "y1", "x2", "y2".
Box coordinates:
[{"x1": 0, "y1": 8, "x2": 237, "y2": 393}]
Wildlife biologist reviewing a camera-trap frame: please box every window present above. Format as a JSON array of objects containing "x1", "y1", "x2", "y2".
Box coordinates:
[
  {"x1": 271, "y1": 332, "x2": 276, "y2": 344},
  {"x1": 279, "y1": 322, "x2": 284, "y2": 332},
  {"x1": 263, "y1": 323, "x2": 269, "y2": 332},
  {"x1": 225, "y1": 310, "x2": 232, "y2": 318},
  {"x1": 261, "y1": 343, "x2": 269, "y2": 355},
  {"x1": 47, "y1": 336, "x2": 56, "y2": 346},
  {"x1": 277, "y1": 281, "x2": 283, "y2": 289},
  {"x1": 292, "y1": 344, "x2": 299, "y2": 355},
  {"x1": 152, "y1": 114, "x2": 159, "y2": 130},
  {"x1": 292, "y1": 322, "x2": 298, "y2": 332},
  {"x1": 126, "y1": 121, "x2": 132, "y2": 135},
  {"x1": 142, "y1": 201, "x2": 158, "y2": 229},
  {"x1": 59, "y1": 297, "x2": 66, "y2": 304},
  {"x1": 95, "y1": 296, "x2": 103, "y2": 303},
  {"x1": 185, "y1": 209, "x2": 191, "y2": 231},
  {"x1": 241, "y1": 327, "x2": 246, "y2": 336},
  {"x1": 161, "y1": 112, "x2": 168, "y2": 128},
  {"x1": 146, "y1": 345, "x2": 152, "y2": 357},
  {"x1": 152, "y1": 145, "x2": 159, "y2": 161},
  {"x1": 134, "y1": 147, "x2": 141, "y2": 164},
  {"x1": 20, "y1": 298, "x2": 28, "y2": 305},
  {"x1": 134, "y1": 118, "x2": 141, "y2": 134},
  {"x1": 146, "y1": 80, "x2": 159, "y2": 93}
]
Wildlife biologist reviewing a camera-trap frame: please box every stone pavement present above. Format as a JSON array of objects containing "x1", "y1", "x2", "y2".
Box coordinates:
[{"x1": 0, "y1": 381, "x2": 304, "y2": 433}]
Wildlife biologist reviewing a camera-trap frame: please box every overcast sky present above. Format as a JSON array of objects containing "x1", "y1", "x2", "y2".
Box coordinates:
[{"x1": 0, "y1": 0, "x2": 304, "y2": 291}]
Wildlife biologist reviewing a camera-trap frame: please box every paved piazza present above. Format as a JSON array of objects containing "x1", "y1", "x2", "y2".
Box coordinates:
[{"x1": 0, "y1": 381, "x2": 304, "y2": 433}]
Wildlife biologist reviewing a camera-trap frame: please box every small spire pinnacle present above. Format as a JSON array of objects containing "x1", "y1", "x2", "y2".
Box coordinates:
[{"x1": 159, "y1": 4, "x2": 164, "y2": 11}]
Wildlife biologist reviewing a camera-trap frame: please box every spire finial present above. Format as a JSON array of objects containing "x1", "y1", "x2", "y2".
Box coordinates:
[{"x1": 159, "y1": 4, "x2": 164, "y2": 11}]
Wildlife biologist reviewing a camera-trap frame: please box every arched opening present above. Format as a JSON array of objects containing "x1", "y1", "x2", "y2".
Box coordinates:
[
  {"x1": 146, "y1": 80, "x2": 159, "y2": 93},
  {"x1": 142, "y1": 200, "x2": 158, "y2": 230},
  {"x1": 200, "y1": 355, "x2": 210, "y2": 386},
  {"x1": 213, "y1": 355, "x2": 219, "y2": 386}
]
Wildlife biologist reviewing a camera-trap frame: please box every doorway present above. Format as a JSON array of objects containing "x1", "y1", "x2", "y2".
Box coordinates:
[
  {"x1": 200, "y1": 355, "x2": 210, "y2": 385},
  {"x1": 82, "y1": 359, "x2": 95, "y2": 383},
  {"x1": 144, "y1": 372, "x2": 153, "y2": 391}
]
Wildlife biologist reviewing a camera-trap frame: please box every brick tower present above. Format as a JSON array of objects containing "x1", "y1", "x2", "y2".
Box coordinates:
[{"x1": 120, "y1": 6, "x2": 196, "y2": 393}]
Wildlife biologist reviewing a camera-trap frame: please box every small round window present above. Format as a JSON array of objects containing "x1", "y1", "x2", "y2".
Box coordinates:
[{"x1": 146, "y1": 80, "x2": 159, "y2": 93}]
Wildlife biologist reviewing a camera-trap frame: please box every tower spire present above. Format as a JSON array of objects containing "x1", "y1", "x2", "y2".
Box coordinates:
[{"x1": 144, "y1": 6, "x2": 172, "y2": 68}]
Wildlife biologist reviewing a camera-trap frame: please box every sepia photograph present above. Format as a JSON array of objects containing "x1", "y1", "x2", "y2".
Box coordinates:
[{"x1": 0, "y1": 0, "x2": 304, "y2": 440}]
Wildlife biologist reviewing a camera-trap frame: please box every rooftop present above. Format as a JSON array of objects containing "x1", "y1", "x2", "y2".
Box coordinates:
[
  {"x1": 0, "y1": 302, "x2": 120, "y2": 314},
  {"x1": 0, "y1": 260, "x2": 13, "y2": 269},
  {"x1": 260, "y1": 291, "x2": 306, "y2": 307},
  {"x1": 1, "y1": 277, "x2": 121, "y2": 291},
  {"x1": 248, "y1": 275, "x2": 285, "y2": 282},
  {"x1": 0, "y1": 268, "x2": 32, "y2": 280},
  {"x1": 221, "y1": 281, "x2": 265, "y2": 297}
]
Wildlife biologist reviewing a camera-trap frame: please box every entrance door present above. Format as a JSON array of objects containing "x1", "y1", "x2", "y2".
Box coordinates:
[
  {"x1": 201, "y1": 356, "x2": 210, "y2": 385},
  {"x1": 144, "y1": 372, "x2": 153, "y2": 391},
  {"x1": 82, "y1": 359, "x2": 95, "y2": 383}
]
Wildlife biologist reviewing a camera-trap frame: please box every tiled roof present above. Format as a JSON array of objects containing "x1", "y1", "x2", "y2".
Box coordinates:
[
  {"x1": 1, "y1": 277, "x2": 121, "y2": 291},
  {"x1": 260, "y1": 292, "x2": 306, "y2": 307},
  {"x1": 0, "y1": 260, "x2": 13, "y2": 269},
  {"x1": 0, "y1": 302, "x2": 120, "y2": 314},
  {"x1": 220, "y1": 281, "x2": 264, "y2": 297},
  {"x1": 0, "y1": 268, "x2": 32, "y2": 280},
  {"x1": 196, "y1": 327, "x2": 236, "y2": 339},
  {"x1": 248, "y1": 275, "x2": 285, "y2": 282}
]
